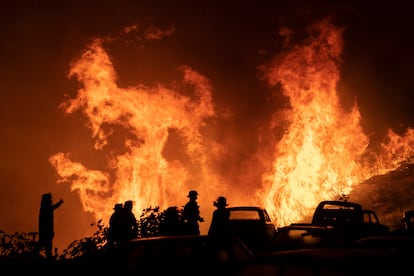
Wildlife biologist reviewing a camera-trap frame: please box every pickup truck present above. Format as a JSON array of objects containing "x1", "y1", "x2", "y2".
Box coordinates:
[
  {"x1": 226, "y1": 206, "x2": 278, "y2": 254},
  {"x1": 311, "y1": 200, "x2": 389, "y2": 243}
]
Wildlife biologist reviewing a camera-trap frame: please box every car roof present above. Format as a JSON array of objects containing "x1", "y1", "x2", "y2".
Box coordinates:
[
  {"x1": 128, "y1": 234, "x2": 207, "y2": 244},
  {"x1": 226, "y1": 206, "x2": 266, "y2": 211},
  {"x1": 357, "y1": 235, "x2": 414, "y2": 241},
  {"x1": 280, "y1": 223, "x2": 329, "y2": 230},
  {"x1": 356, "y1": 235, "x2": 414, "y2": 247},
  {"x1": 316, "y1": 200, "x2": 362, "y2": 209},
  {"x1": 241, "y1": 247, "x2": 410, "y2": 275},
  {"x1": 127, "y1": 234, "x2": 253, "y2": 249},
  {"x1": 245, "y1": 247, "x2": 408, "y2": 265}
]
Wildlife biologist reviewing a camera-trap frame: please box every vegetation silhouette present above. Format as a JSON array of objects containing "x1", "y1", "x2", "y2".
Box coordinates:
[
  {"x1": 0, "y1": 205, "x2": 182, "y2": 260},
  {"x1": 59, "y1": 220, "x2": 107, "y2": 260},
  {"x1": 0, "y1": 231, "x2": 39, "y2": 257}
]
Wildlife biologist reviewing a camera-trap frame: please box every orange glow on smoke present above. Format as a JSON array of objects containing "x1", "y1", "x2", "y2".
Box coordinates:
[{"x1": 50, "y1": 20, "x2": 414, "y2": 229}]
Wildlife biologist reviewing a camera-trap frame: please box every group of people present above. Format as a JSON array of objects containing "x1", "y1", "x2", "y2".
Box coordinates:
[
  {"x1": 35, "y1": 189, "x2": 231, "y2": 259},
  {"x1": 107, "y1": 200, "x2": 139, "y2": 247},
  {"x1": 160, "y1": 191, "x2": 231, "y2": 238},
  {"x1": 157, "y1": 190, "x2": 205, "y2": 236},
  {"x1": 107, "y1": 190, "x2": 231, "y2": 245}
]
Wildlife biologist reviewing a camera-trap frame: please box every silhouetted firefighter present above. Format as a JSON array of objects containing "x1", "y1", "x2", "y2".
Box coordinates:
[
  {"x1": 107, "y1": 203, "x2": 125, "y2": 247},
  {"x1": 208, "y1": 196, "x2": 230, "y2": 237},
  {"x1": 123, "y1": 200, "x2": 139, "y2": 240},
  {"x1": 182, "y1": 190, "x2": 204, "y2": 235},
  {"x1": 107, "y1": 200, "x2": 139, "y2": 247},
  {"x1": 36, "y1": 192, "x2": 63, "y2": 259}
]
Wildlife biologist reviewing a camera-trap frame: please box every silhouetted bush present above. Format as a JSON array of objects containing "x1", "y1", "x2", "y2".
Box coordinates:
[
  {"x1": 0, "y1": 231, "x2": 39, "y2": 257},
  {"x1": 0, "y1": 206, "x2": 180, "y2": 261},
  {"x1": 137, "y1": 205, "x2": 186, "y2": 237},
  {"x1": 138, "y1": 206, "x2": 163, "y2": 237},
  {"x1": 59, "y1": 219, "x2": 107, "y2": 260}
]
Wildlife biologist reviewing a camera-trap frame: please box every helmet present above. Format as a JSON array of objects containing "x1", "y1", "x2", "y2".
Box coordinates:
[
  {"x1": 188, "y1": 190, "x2": 198, "y2": 198},
  {"x1": 41, "y1": 193, "x2": 52, "y2": 201},
  {"x1": 214, "y1": 196, "x2": 228, "y2": 207},
  {"x1": 113, "y1": 203, "x2": 123, "y2": 211}
]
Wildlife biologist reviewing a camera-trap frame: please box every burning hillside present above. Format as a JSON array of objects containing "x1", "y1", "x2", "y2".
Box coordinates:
[{"x1": 49, "y1": 18, "x2": 414, "y2": 231}]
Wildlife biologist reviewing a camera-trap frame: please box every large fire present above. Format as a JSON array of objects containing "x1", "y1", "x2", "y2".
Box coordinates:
[{"x1": 49, "y1": 19, "x2": 414, "y2": 231}]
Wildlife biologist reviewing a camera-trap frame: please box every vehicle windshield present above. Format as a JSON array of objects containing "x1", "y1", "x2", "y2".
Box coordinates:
[
  {"x1": 229, "y1": 210, "x2": 260, "y2": 220},
  {"x1": 321, "y1": 203, "x2": 358, "y2": 210}
]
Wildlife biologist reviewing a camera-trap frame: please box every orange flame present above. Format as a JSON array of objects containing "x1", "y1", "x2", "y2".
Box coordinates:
[
  {"x1": 50, "y1": 19, "x2": 414, "y2": 231},
  {"x1": 258, "y1": 19, "x2": 414, "y2": 226},
  {"x1": 49, "y1": 38, "x2": 228, "y2": 227}
]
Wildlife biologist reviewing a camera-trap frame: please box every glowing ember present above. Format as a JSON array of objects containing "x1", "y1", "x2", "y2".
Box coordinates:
[{"x1": 50, "y1": 19, "x2": 414, "y2": 231}]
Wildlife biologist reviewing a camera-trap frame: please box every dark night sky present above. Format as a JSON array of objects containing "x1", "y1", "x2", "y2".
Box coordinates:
[{"x1": 1, "y1": 0, "x2": 413, "y2": 252}]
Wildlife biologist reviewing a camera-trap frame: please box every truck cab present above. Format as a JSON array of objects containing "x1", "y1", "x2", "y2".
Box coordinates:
[
  {"x1": 226, "y1": 206, "x2": 278, "y2": 254},
  {"x1": 311, "y1": 200, "x2": 389, "y2": 243}
]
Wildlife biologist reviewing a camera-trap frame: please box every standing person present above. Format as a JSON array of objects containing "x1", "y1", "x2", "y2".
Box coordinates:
[
  {"x1": 208, "y1": 196, "x2": 230, "y2": 237},
  {"x1": 123, "y1": 200, "x2": 139, "y2": 240},
  {"x1": 208, "y1": 196, "x2": 236, "y2": 270},
  {"x1": 37, "y1": 192, "x2": 63, "y2": 259},
  {"x1": 107, "y1": 203, "x2": 125, "y2": 247},
  {"x1": 183, "y1": 190, "x2": 204, "y2": 235}
]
